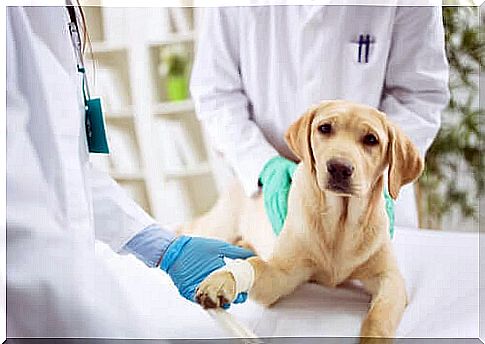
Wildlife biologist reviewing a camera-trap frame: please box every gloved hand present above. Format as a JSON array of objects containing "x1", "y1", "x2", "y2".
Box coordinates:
[
  {"x1": 259, "y1": 156, "x2": 297, "y2": 236},
  {"x1": 384, "y1": 187, "x2": 395, "y2": 239},
  {"x1": 160, "y1": 236, "x2": 254, "y2": 308}
]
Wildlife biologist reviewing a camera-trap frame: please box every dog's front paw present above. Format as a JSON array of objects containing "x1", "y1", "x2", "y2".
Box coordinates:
[
  {"x1": 360, "y1": 321, "x2": 394, "y2": 344},
  {"x1": 196, "y1": 271, "x2": 237, "y2": 309}
]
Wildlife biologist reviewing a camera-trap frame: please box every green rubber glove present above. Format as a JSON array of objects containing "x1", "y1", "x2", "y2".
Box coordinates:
[
  {"x1": 259, "y1": 156, "x2": 297, "y2": 236},
  {"x1": 384, "y1": 187, "x2": 395, "y2": 239}
]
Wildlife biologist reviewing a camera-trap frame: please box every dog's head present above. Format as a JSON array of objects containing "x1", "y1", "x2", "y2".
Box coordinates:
[{"x1": 285, "y1": 100, "x2": 424, "y2": 200}]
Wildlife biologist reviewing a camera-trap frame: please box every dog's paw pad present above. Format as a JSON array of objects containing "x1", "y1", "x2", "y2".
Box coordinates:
[
  {"x1": 196, "y1": 292, "x2": 224, "y2": 309},
  {"x1": 196, "y1": 271, "x2": 236, "y2": 309}
]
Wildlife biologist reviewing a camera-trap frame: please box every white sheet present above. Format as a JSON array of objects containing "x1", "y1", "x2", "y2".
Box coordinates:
[{"x1": 95, "y1": 227, "x2": 479, "y2": 339}]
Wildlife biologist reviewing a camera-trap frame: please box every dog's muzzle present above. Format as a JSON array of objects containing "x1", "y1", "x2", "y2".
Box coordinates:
[{"x1": 326, "y1": 158, "x2": 354, "y2": 194}]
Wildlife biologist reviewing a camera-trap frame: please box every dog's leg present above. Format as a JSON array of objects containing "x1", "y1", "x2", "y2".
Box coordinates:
[
  {"x1": 196, "y1": 254, "x2": 313, "y2": 308},
  {"x1": 352, "y1": 247, "x2": 406, "y2": 343},
  {"x1": 358, "y1": 270, "x2": 406, "y2": 344},
  {"x1": 246, "y1": 255, "x2": 314, "y2": 306}
]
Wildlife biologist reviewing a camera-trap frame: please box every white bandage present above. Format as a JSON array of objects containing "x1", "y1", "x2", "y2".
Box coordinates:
[{"x1": 218, "y1": 258, "x2": 255, "y2": 295}]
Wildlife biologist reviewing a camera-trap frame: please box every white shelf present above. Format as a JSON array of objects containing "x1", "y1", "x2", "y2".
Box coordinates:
[
  {"x1": 85, "y1": 8, "x2": 215, "y2": 223},
  {"x1": 165, "y1": 162, "x2": 211, "y2": 179},
  {"x1": 90, "y1": 33, "x2": 195, "y2": 52},
  {"x1": 111, "y1": 171, "x2": 145, "y2": 181},
  {"x1": 148, "y1": 32, "x2": 196, "y2": 46},
  {"x1": 90, "y1": 41, "x2": 127, "y2": 53},
  {"x1": 105, "y1": 107, "x2": 134, "y2": 121},
  {"x1": 153, "y1": 99, "x2": 195, "y2": 115}
]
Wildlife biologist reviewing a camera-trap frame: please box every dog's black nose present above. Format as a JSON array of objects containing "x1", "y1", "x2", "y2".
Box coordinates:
[{"x1": 327, "y1": 158, "x2": 354, "y2": 180}]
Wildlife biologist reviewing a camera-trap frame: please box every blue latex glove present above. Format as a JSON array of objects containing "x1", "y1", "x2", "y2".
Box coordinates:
[
  {"x1": 161, "y1": 236, "x2": 254, "y2": 308},
  {"x1": 259, "y1": 156, "x2": 298, "y2": 236}
]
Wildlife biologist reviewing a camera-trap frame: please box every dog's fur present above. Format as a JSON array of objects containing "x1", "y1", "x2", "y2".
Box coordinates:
[{"x1": 180, "y1": 100, "x2": 423, "y2": 340}]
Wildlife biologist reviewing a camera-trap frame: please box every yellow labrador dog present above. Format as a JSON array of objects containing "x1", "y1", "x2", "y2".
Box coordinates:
[{"x1": 181, "y1": 100, "x2": 423, "y2": 340}]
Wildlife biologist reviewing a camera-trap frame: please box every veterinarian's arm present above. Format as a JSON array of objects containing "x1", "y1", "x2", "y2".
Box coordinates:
[
  {"x1": 190, "y1": 7, "x2": 278, "y2": 196},
  {"x1": 122, "y1": 227, "x2": 255, "y2": 305},
  {"x1": 122, "y1": 224, "x2": 176, "y2": 267},
  {"x1": 380, "y1": 6, "x2": 450, "y2": 157},
  {"x1": 88, "y1": 166, "x2": 158, "y2": 253},
  {"x1": 88, "y1": 169, "x2": 255, "y2": 304}
]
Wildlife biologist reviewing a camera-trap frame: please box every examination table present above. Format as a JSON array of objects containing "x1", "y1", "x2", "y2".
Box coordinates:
[{"x1": 95, "y1": 226, "x2": 479, "y2": 339}]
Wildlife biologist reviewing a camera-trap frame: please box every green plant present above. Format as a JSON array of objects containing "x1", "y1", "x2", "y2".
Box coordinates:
[
  {"x1": 417, "y1": 6, "x2": 484, "y2": 229},
  {"x1": 159, "y1": 44, "x2": 189, "y2": 77},
  {"x1": 165, "y1": 54, "x2": 188, "y2": 76}
]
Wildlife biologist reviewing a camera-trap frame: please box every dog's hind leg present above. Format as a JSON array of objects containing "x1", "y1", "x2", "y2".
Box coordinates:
[{"x1": 177, "y1": 178, "x2": 244, "y2": 245}]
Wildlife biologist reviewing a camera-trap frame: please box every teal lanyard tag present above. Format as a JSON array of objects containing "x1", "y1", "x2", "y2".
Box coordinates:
[
  {"x1": 85, "y1": 98, "x2": 109, "y2": 153},
  {"x1": 67, "y1": 10, "x2": 109, "y2": 154}
]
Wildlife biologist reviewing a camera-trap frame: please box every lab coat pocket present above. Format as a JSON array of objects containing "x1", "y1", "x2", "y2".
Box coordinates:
[
  {"x1": 346, "y1": 41, "x2": 379, "y2": 66},
  {"x1": 340, "y1": 42, "x2": 386, "y2": 104}
]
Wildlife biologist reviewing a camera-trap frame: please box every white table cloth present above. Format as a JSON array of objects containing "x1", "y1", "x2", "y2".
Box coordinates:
[{"x1": 95, "y1": 227, "x2": 479, "y2": 339}]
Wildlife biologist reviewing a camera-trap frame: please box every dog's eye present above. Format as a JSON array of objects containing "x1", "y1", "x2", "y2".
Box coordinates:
[
  {"x1": 363, "y1": 134, "x2": 379, "y2": 146},
  {"x1": 318, "y1": 123, "x2": 332, "y2": 134}
]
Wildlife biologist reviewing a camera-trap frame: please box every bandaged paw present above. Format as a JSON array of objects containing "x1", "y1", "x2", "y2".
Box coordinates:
[
  {"x1": 196, "y1": 257, "x2": 255, "y2": 308},
  {"x1": 217, "y1": 257, "x2": 255, "y2": 295}
]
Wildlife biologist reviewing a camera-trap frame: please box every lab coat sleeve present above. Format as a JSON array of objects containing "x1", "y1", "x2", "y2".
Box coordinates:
[
  {"x1": 88, "y1": 167, "x2": 157, "y2": 252},
  {"x1": 380, "y1": 6, "x2": 450, "y2": 157},
  {"x1": 190, "y1": 7, "x2": 279, "y2": 196}
]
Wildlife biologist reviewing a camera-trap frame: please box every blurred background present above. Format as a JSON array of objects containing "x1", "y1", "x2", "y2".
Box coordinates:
[{"x1": 82, "y1": 4, "x2": 483, "y2": 233}]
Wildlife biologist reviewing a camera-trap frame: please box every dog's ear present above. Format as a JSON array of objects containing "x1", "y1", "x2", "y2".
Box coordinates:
[
  {"x1": 285, "y1": 107, "x2": 317, "y2": 171},
  {"x1": 387, "y1": 123, "x2": 424, "y2": 200}
]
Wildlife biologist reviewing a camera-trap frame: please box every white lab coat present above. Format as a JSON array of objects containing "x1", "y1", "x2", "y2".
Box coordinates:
[
  {"x1": 6, "y1": 7, "x2": 156, "y2": 336},
  {"x1": 190, "y1": 6, "x2": 450, "y2": 228}
]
